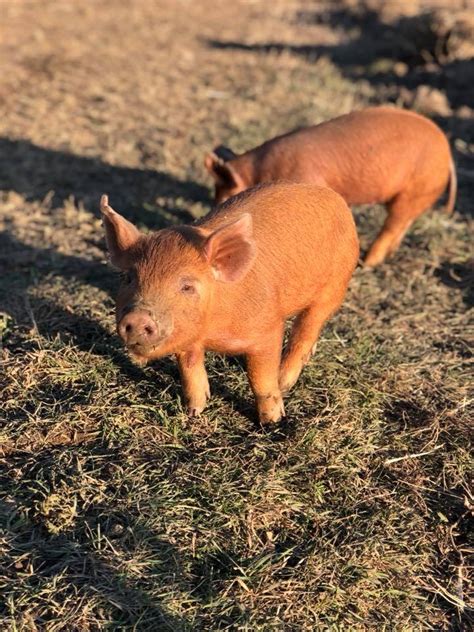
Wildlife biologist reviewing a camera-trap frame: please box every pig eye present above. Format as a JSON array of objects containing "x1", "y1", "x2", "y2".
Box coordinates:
[
  {"x1": 180, "y1": 280, "x2": 196, "y2": 295},
  {"x1": 123, "y1": 270, "x2": 134, "y2": 285}
]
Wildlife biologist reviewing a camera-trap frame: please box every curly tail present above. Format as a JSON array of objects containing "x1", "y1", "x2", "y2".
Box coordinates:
[{"x1": 445, "y1": 157, "x2": 457, "y2": 214}]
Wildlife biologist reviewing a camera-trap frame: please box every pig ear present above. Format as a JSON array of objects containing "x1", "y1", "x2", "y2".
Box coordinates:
[
  {"x1": 213, "y1": 144, "x2": 237, "y2": 162},
  {"x1": 203, "y1": 213, "x2": 256, "y2": 283},
  {"x1": 100, "y1": 194, "x2": 141, "y2": 269},
  {"x1": 204, "y1": 150, "x2": 243, "y2": 189}
]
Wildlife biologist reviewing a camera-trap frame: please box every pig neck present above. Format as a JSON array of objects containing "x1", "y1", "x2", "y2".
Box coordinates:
[
  {"x1": 242, "y1": 132, "x2": 333, "y2": 189},
  {"x1": 200, "y1": 271, "x2": 271, "y2": 355}
]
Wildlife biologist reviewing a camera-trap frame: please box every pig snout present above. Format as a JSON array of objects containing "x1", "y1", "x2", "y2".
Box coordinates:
[{"x1": 117, "y1": 309, "x2": 170, "y2": 350}]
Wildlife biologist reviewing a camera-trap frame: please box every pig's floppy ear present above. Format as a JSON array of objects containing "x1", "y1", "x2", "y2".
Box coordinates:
[
  {"x1": 204, "y1": 149, "x2": 243, "y2": 189},
  {"x1": 203, "y1": 213, "x2": 256, "y2": 283},
  {"x1": 100, "y1": 194, "x2": 141, "y2": 269}
]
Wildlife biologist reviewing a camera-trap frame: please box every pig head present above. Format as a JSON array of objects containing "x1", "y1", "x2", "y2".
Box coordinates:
[
  {"x1": 204, "y1": 145, "x2": 249, "y2": 204},
  {"x1": 101, "y1": 195, "x2": 255, "y2": 365}
]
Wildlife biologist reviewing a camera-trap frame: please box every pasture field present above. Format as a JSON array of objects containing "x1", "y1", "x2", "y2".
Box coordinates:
[{"x1": 1, "y1": 1, "x2": 472, "y2": 630}]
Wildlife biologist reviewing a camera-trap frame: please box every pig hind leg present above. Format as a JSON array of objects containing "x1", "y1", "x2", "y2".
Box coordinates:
[
  {"x1": 365, "y1": 187, "x2": 444, "y2": 267},
  {"x1": 279, "y1": 285, "x2": 347, "y2": 393}
]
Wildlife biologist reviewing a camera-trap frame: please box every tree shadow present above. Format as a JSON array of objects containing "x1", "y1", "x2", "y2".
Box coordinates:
[
  {"x1": 0, "y1": 138, "x2": 210, "y2": 228},
  {"x1": 0, "y1": 230, "x2": 116, "y2": 295},
  {"x1": 206, "y1": 8, "x2": 474, "y2": 111}
]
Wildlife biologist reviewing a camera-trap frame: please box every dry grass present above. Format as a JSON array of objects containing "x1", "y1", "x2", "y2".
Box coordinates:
[{"x1": 1, "y1": 1, "x2": 472, "y2": 630}]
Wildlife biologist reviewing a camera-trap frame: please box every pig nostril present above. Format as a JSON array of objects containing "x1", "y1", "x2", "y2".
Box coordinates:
[
  {"x1": 144, "y1": 325, "x2": 154, "y2": 336},
  {"x1": 125, "y1": 323, "x2": 132, "y2": 334}
]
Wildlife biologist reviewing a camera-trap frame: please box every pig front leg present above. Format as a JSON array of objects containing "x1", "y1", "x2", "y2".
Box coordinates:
[
  {"x1": 246, "y1": 337, "x2": 285, "y2": 424},
  {"x1": 176, "y1": 347, "x2": 210, "y2": 417}
]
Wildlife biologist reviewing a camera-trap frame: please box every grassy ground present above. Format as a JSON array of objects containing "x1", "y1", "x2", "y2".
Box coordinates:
[{"x1": 1, "y1": 1, "x2": 472, "y2": 630}]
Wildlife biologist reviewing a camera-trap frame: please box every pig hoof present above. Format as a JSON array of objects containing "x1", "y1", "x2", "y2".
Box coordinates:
[
  {"x1": 279, "y1": 373, "x2": 300, "y2": 393},
  {"x1": 185, "y1": 386, "x2": 210, "y2": 418},
  {"x1": 186, "y1": 398, "x2": 208, "y2": 417},
  {"x1": 258, "y1": 394, "x2": 285, "y2": 425},
  {"x1": 279, "y1": 368, "x2": 301, "y2": 394},
  {"x1": 280, "y1": 352, "x2": 310, "y2": 393},
  {"x1": 188, "y1": 407, "x2": 201, "y2": 417},
  {"x1": 279, "y1": 380, "x2": 294, "y2": 394},
  {"x1": 363, "y1": 252, "x2": 385, "y2": 268}
]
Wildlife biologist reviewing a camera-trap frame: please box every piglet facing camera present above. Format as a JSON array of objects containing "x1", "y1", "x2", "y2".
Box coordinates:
[{"x1": 101, "y1": 183, "x2": 359, "y2": 424}]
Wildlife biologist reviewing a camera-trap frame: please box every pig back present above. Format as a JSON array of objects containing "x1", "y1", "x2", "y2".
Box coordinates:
[
  {"x1": 249, "y1": 107, "x2": 452, "y2": 206},
  {"x1": 201, "y1": 182, "x2": 359, "y2": 317}
]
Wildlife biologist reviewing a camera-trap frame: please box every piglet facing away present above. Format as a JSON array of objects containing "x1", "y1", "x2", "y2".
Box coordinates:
[
  {"x1": 205, "y1": 106, "x2": 456, "y2": 267},
  {"x1": 101, "y1": 182, "x2": 359, "y2": 424}
]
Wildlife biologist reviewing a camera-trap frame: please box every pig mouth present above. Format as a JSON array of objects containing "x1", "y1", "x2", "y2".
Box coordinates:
[
  {"x1": 124, "y1": 337, "x2": 170, "y2": 364},
  {"x1": 127, "y1": 350, "x2": 149, "y2": 367}
]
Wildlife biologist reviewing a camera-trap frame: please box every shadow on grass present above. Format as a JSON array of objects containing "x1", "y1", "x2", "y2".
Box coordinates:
[
  {"x1": 0, "y1": 495, "x2": 194, "y2": 631},
  {"x1": 434, "y1": 260, "x2": 474, "y2": 308},
  {"x1": 0, "y1": 229, "x2": 119, "y2": 355},
  {"x1": 0, "y1": 228, "x2": 118, "y2": 296},
  {"x1": 0, "y1": 230, "x2": 183, "y2": 412},
  {"x1": 1, "y1": 442, "x2": 297, "y2": 630},
  {"x1": 208, "y1": 4, "x2": 474, "y2": 111},
  {"x1": 0, "y1": 138, "x2": 210, "y2": 228}
]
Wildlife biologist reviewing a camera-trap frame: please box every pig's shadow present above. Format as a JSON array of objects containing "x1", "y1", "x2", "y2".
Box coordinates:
[
  {"x1": 205, "y1": 355, "x2": 257, "y2": 425},
  {"x1": 205, "y1": 339, "x2": 301, "y2": 435},
  {"x1": 434, "y1": 260, "x2": 474, "y2": 308}
]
